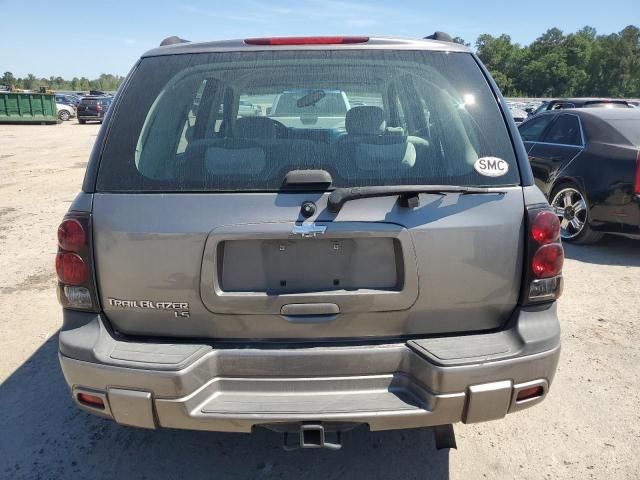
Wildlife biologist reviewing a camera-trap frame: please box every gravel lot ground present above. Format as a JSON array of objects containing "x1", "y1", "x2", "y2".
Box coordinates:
[{"x1": 0, "y1": 121, "x2": 638, "y2": 479}]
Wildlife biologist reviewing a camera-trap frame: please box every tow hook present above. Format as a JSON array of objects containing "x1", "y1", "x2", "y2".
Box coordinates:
[{"x1": 283, "y1": 424, "x2": 342, "y2": 451}]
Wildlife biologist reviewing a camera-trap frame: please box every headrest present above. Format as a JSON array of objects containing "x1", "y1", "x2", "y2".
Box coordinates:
[
  {"x1": 345, "y1": 106, "x2": 386, "y2": 136},
  {"x1": 234, "y1": 117, "x2": 277, "y2": 140}
]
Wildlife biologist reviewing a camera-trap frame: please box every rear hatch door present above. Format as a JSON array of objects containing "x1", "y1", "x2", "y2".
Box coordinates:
[{"x1": 93, "y1": 188, "x2": 524, "y2": 339}]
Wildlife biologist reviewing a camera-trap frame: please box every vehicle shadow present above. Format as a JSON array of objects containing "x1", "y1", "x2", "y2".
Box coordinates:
[
  {"x1": 563, "y1": 235, "x2": 640, "y2": 267},
  {"x1": 0, "y1": 334, "x2": 450, "y2": 480}
]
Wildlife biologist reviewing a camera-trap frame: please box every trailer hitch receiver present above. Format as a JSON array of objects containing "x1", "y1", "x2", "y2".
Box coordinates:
[{"x1": 283, "y1": 424, "x2": 342, "y2": 451}]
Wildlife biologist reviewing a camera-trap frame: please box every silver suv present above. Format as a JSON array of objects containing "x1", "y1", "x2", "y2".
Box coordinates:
[{"x1": 57, "y1": 35, "x2": 563, "y2": 450}]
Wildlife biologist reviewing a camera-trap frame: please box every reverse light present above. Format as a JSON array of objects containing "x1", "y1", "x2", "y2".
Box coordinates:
[
  {"x1": 62, "y1": 286, "x2": 93, "y2": 308},
  {"x1": 244, "y1": 36, "x2": 369, "y2": 46},
  {"x1": 529, "y1": 276, "x2": 563, "y2": 301}
]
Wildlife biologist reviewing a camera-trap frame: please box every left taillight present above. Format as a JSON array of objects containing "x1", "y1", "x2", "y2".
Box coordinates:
[
  {"x1": 56, "y1": 213, "x2": 100, "y2": 311},
  {"x1": 521, "y1": 206, "x2": 564, "y2": 305}
]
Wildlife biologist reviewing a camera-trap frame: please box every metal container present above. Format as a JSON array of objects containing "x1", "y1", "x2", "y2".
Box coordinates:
[{"x1": 0, "y1": 92, "x2": 58, "y2": 124}]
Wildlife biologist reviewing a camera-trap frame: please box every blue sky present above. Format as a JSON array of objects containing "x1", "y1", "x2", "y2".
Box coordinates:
[{"x1": 1, "y1": 0, "x2": 638, "y2": 78}]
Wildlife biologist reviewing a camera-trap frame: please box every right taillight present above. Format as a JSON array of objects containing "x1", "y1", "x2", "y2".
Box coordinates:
[
  {"x1": 522, "y1": 206, "x2": 564, "y2": 304},
  {"x1": 55, "y1": 212, "x2": 100, "y2": 311}
]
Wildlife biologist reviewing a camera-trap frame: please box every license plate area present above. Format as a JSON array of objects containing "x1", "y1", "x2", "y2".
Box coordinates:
[
  {"x1": 200, "y1": 222, "x2": 418, "y2": 315},
  {"x1": 220, "y1": 238, "x2": 401, "y2": 294}
]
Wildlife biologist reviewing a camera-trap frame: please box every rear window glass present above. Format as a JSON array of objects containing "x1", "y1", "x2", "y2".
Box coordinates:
[
  {"x1": 585, "y1": 102, "x2": 630, "y2": 109},
  {"x1": 97, "y1": 50, "x2": 520, "y2": 192}
]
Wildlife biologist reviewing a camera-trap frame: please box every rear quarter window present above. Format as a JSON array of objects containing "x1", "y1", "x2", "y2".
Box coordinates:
[
  {"x1": 607, "y1": 119, "x2": 640, "y2": 144},
  {"x1": 96, "y1": 50, "x2": 520, "y2": 192}
]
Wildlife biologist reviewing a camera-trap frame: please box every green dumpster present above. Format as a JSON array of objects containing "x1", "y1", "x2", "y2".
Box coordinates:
[{"x1": 0, "y1": 92, "x2": 58, "y2": 124}]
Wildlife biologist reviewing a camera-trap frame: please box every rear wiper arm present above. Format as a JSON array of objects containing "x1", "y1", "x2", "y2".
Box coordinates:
[{"x1": 327, "y1": 185, "x2": 499, "y2": 213}]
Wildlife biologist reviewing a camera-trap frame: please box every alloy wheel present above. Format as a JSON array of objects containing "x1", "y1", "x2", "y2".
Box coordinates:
[{"x1": 551, "y1": 187, "x2": 588, "y2": 239}]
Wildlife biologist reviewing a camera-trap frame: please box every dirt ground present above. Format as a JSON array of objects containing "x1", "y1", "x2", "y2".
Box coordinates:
[{"x1": 0, "y1": 121, "x2": 638, "y2": 479}]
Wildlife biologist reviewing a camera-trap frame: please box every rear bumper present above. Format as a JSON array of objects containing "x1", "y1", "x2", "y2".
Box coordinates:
[
  {"x1": 58, "y1": 305, "x2": 561, "y2": 433},
  {"x1": 77, "y1": 114, "x2": 104, "y2": 120}
]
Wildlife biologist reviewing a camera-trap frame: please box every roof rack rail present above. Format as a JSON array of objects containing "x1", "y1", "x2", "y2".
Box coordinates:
[
  {"x1": 160, "y1": 36, "x2": 190, "y2": 47},
  {"x1": 424, "y1": 31, "x2": 454, "y2": 43}
]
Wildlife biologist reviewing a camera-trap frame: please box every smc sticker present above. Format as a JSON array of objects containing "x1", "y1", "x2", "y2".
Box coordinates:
[{"x1": 474, "y1": 157, "x2": 509, "y2": 177}]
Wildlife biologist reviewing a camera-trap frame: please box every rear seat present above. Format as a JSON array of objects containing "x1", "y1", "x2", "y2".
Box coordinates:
[
  {"x1": 335, "y1": 106, "x2": 421, "y2": 179},
  {"x1": 234, "y1": 117, "x2": 331, "y2": 172},
  {"x1": 187, "y1": 112, "x2": 433, "y2": 183}
]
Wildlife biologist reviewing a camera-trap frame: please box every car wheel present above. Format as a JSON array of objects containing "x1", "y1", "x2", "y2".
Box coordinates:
[
  {"x1": 78, "y1": 119, "x2": 86, "y2": 124},
  {"x1": 58, "y1": 110, "x2": 70, "y2": 121},
  {"x1": 550, "y1": 184, "x2": 603, "y2": 244}
]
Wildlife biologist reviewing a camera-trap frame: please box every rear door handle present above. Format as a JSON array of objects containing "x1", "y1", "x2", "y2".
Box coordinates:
[{"x1": 281, "y1": 303, "x2": 339, "y2": 323}]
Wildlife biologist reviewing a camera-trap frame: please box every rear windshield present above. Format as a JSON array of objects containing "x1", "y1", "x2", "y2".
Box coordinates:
[
  {"x1": 585, "y1": 102, "x2": 630, "y2": 108},
  {"x1": 97, "y1": 50, "x2": 519, "y2": 192}
]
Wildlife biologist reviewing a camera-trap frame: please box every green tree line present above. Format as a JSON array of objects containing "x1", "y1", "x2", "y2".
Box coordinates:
[
  {"x1": 468, "y1": 25, "x2": 640, "y2": 98},
  {"x1": 1, "y1": 72, "x2": 124, "y2": 92}
]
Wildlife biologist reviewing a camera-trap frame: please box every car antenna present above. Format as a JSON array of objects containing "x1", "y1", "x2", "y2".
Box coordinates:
[
  {"x1": 160, "y1": 36, "x2": 190, "y2": 47},
  {"x1": 424, "y1": 31, "x2": 454, "y2": 43}
]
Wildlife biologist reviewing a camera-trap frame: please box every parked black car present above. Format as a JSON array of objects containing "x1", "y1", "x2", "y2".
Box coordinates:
[
  {"x1": 530, "y1": 98, "x2": 632, "y2": 117},
  {"x1": 77, "y1": 96, "x2": 112, "y2": 124},
  {"x1": 519, "y1": 108, "x2": 640, "y2": 243},
  {"x1": 55, "y1": 94, "x2": 81, "y2": 108}
]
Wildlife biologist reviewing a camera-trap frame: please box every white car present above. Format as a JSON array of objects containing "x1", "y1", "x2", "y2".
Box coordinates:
[
  {"x1": 56, "y1": 103, "x2": 76, "y2": 121},
  {"x1": 508, "y1": 107, "x2": 528, "y2": 125}
]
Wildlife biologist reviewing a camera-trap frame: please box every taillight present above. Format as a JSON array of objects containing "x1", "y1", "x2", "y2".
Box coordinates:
[
  {"x1": 96, "y1": 104, "x2": 103, "y2": 112},
  {"x1": 634, "y1": 149, "x2": 640, "y2": 195},
  {"x1": 532, "y1": 244, "x2": 564, "y2": 278},
  {"x1": 521, "y1": 206, "x2": 564, "y2": 304},
  {"x1": 58, "y1": 218, "x2": 86, "y2": 251},
  {"x1": 56, "y1": 252, "x2": 87, "y2": 285},
  {"x1": 531, "y1": 210, "x2": 560, "y2": 244},
  {"x1": 244, "y1": 36, "x2": 369, "y2": 46},
  {"x1": 55, "y1": 213, "x2": 99, "y2": 311}
]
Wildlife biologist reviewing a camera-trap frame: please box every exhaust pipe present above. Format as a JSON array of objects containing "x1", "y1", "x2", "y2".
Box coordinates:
[{"x1": 283, "y1": 424, "x2": 342, "y2": 451}]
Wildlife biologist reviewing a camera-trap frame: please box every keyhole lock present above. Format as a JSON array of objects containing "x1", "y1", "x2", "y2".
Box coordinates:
[{"x1": 300, "y1": 201, "x2": 316, "y2": 218}]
